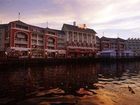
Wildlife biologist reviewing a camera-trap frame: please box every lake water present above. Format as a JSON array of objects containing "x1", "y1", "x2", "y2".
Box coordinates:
[{"x1": 0, "y1": 61, "x2": 140, "y2": 105}]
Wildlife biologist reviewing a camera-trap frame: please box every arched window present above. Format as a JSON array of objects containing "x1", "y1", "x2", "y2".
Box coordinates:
[
  {"x1": 47, "y1": 37, "x2": 56, "y2": 49},
  {"x1": 48, "y1": 37, "x2": 55, "y2": 44},
  {"x1": 15, "y1": 32, "x2": 28, "y2": 41},
  {"x1": 15, "y1": 32, "x2": 28, "y2": 48}
]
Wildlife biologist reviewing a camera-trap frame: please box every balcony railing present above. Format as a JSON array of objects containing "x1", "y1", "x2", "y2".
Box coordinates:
[
  {"x1": 47, "y1": 43, "x2": 55, "y2": 47},
  {"x1": 32, "y1": 37, "x2": 37, "y2": 40},
  {"x1": 15, "y1": 40, "x2": 28, "y2": 44},
  {"x1": 16, "y1": 35, "x2": 26, "y2": 38}
]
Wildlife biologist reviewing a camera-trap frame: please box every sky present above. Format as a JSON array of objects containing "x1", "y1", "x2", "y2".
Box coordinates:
[{"x1": 0, "y1": 0, "x2": 140, "y2": 39}]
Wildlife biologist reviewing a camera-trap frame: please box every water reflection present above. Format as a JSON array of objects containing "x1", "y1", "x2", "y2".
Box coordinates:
[{"x1": 0, "y1": 62, "x2": 140, "y2": 99}]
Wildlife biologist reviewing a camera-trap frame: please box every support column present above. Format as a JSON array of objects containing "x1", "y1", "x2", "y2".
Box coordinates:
[
  {"x1": 72, "y1": 32, "x2": 74, "y2": 42},
  {"x1": 55, "y1": 37, "x2": 58, "y2": 49},
  {"x1": 28, "y1": 32, "x2": 32, "y2": 48},
  {"x1": 82, "y1": 33, "x2": 84, "y2": 43},
  {"x1": 77, "y1": 33, "x2": 79, "y2": 42},
  {"x1": 10, "y1": 29, "x2": 16, "y2": 47},
  {"x1": 45, "y1": 35, "x2": 48, "y2": 49}
]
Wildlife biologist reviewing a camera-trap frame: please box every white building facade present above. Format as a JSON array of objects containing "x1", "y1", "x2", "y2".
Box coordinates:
[{"x1": 62, "y1": 23, "x2": 96, "y2": 58}]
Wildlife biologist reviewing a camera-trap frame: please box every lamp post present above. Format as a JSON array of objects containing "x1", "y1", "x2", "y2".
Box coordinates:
[
  {"x1": 28, "y1": 51, "x2": 31, "y2": 59},
  {"x1": 55, "y1": 52, "x2": 58, "y2": 58},
  {"x1": 45, "y1": 52, "x2": 48, "y2": 58},
  {"x1": 5, "y1": 51, "x2": 8, "y2": 59}
]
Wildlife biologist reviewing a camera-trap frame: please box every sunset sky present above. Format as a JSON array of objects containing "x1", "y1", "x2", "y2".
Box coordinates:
[{"x1": 0, "y1": 0, "x2": 140, "y2": 39}]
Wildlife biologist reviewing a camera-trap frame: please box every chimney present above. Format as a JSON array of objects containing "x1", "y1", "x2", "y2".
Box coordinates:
[
  {"x1": 83, "y1": 24, "x2": 86, "y2": 28},
  {"x1": 73, "y1": 21, "x2": 76, "y2": 26}
]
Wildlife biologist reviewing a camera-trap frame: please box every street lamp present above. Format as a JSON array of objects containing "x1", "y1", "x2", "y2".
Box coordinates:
[
  {"x1": 5, "y1": 51, "x2": 8, "y2": 59},
  {"x1": 28, "y1": 51, "x2": 31, "y2": 59},
  {"x1": 55, "y1": 52, "x2": 58, "y2": 58},
  {"x1": 45, "y1": 52, "x2": 48, "y2": 58}
]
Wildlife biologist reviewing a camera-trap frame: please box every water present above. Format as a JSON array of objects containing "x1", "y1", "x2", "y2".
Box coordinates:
[{"x1": 0, "y1": 62, "x2": 140, "y2": 105}]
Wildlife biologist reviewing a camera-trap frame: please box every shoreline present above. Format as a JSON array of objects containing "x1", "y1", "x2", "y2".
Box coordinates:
[{"x1": 0, "y1": 57, "x2": 140, "y2": 67}]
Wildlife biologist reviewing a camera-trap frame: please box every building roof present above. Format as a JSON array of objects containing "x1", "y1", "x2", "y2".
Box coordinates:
[
  {"x1": 101, "y1": 36, "x2": 126, "y2": 41},
  {"x1": 45, "y1": 28, "x2": 57, "y2": 33},
  {"x1": 10, "y1": 20, "x2": 45, "y2": 29},
  {"x1": 0, "y1": 24, "x2": 8, "y2": 28},
  {"x1": 10, "y1": 20, "x2": 27, "y2": 24},
  {"x1": 62, "y1": 24, "x2": 97, "y2": 34},
  {"x1": 96, "y1": 36, "x2": 100, "y2": 40},
  {"x1": 52, "y1": 29, "x2": 65, "y2": 35}
]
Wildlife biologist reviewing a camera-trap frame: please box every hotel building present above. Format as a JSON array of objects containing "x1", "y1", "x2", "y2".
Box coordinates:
[
  {"x1": 95, "y1": 36, "x2": 101, "y2": 52},
  {"x1": 100, "y1": 37, "x2": 126, "y2": 56},
  {"x1": 62, "y1": 23, "x2": 97, "y2": 58},
  {"x1": 126, "y1": 38, "x2": 140, "y2": 56},
  {"x1": 0, "y1": 20, "x2": 97, "y2": 58},
  {"x1": 0, "y1": 20, "x2": 59, "y2": 58},
  {"x1": 54, "y1": 29, "x2": 66, "y2": 57}
]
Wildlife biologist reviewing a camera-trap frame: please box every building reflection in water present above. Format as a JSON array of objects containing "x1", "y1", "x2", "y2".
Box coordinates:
[
  {"x1": 0, "y1": 62, "x2": 140, "y2": 99},
  {"x1": 97, "y1": 62, "x2": 125, "y2": 79},
  {"x1": 31, "y1": 64, "x2": 98, "y2": 94}
]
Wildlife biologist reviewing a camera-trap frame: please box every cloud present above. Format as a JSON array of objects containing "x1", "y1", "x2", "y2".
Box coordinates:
[{"x1": 0, "y1": 0, "x2": 140, "y2": 39}]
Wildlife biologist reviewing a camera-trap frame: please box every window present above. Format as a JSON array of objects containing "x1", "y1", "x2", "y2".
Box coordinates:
[
  {"x1": 48, "y1": 31, "x2": 55, "y2": 35},
  {"x1": 79, "y1": 33, "x2": 82, "y2": 42},
  {"x1": 16, "y1": 24, "x2": 28, "y2": 30}
]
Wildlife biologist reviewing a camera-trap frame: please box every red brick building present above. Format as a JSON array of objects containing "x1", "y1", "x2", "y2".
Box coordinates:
[
  {"x1": 0, "y1": 20, "x2": 59, "y2": 58},
  {"x1": 0, "y1": 20, "x2": 98, "y2": 58}
]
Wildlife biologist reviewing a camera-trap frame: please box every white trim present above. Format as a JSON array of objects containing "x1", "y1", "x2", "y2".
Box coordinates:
[
  {"x1": 67, "y1": 46, "x2": 94, "y2": 50},
  {"x1": 46, "y1": 34, "x2": 58, "y2": 37},
  {"x1": 12, "y1": 27, "x2": 30, "y2": 32},
  {"x1": 58, "y1": 50, "x2": 66, "y2": 54},
  {"x1": 45, "y1": 49, "x2": 58, "y2": 52},
  {"x1": 10, "y1": 47, "x2": 30, "y2": 51}
]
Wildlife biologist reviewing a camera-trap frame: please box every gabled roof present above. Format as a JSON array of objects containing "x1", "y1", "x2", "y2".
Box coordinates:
[
  {"x1": 62, "y1": 24, "x2": 97, "y2": 34},
  {"x1": 10, "y1": 20, "x2": 28, "y2": 25},
  {"x1": 10, "y1": 20, "x2": 44, "y2": 29}
]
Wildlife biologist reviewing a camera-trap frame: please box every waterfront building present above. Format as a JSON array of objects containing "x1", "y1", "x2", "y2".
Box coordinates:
[
  {"x1": 0, "y1": 20, "x2": 59, "y2": 58},
  {"x1": 0, "y1": 21, "x2": 32, "y2": 58},
  {"x1": 0, "y1": 24, "x2": 8, "y2": 58},
  {"x1": 44, "y1": 28, "x2": 58, "y2": 58},
  {"x1": 100, "y1": 36, "x2": 126, "y2": 57},
  {"x1": 95, "y1": 36, "x2": 101, "y2": 52},
  {"x1": 30, "y1": 25, "x2": 45, "y2": 58},
  {"x1": 126, "y1": 38, "x2": 140, "y2": 56},
  {"x1": 0, "y1": 20, "x2": 98, "y2": 58},
  {"x1": 62, "y1": 22, "x2": 97, "y2": 58},
  {"x1": 53, "y1": 29, "x2": 66, "y2": 58},
  {"x1": 0, "y1": 24, "x2": 6, "y2": 51},
  {"x1": 99, "y1": 50, "x2": 116, "y2": 57}
]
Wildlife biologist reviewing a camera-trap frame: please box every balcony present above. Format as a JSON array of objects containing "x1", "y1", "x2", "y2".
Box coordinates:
[
  {"x1": 32, "y1": 37, "x2": 37, "y2": 40},
  {"x1": 5, "y1": 39, "x2": 10, "y2": 43},
  {"x1": 15, "y1": 40, "x2": 28, "y2": 44},
  {"x1": 16, "y1": 34, "x2": 27, "y2": 39},
  {"x1": 38, "y1": 42, "x2": 44, "y2": 46},
  {"x1": 47, "y1": 43, "x2": 55, "y2": 47}
]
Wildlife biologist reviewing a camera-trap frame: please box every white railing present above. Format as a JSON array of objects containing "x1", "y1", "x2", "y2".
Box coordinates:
[{"x1": 15, "y1": 40, "x2": 28, "y2": 44}]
